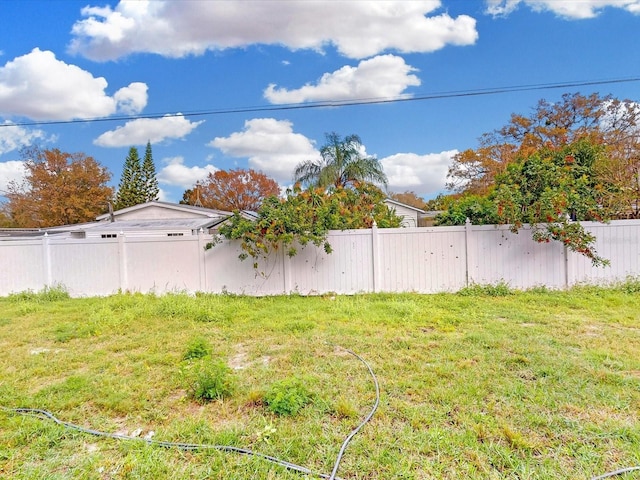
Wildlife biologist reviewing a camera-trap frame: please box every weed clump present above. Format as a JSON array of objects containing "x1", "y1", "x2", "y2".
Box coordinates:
[
  {"x1": 457, "y1": 281, "x2": 513, "y2": 297},
  {"x1": 264, "y1": 377, "x2": 312, "y2": 416},
  {"x1": 183, "y1": 337, "x2": 211, "y2": 360},
  {"x1": 9, "y1": 285, "x2": 70, "y2": 303},
  {"x1": 189, "y1": 360, "x2": 235, "y2": 403}
]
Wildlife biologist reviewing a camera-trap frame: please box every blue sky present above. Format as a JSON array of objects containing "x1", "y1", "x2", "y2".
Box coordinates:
[{"x1": 1, "y1": 0, "x2": 639, "y2": 203}]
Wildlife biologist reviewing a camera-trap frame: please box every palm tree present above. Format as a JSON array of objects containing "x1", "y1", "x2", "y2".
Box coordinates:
[{"x1": 294, "y1": 132, "x2": 387, "y2": 189}]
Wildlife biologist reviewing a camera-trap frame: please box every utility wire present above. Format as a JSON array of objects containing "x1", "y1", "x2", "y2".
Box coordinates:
[{"x1": 1, "y1": 76, "x2": 639, "y2": 128}]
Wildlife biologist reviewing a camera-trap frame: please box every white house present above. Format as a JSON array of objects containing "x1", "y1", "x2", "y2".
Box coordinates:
[
  {"x1": 86, "y1": 201, "x2": 232, "y2": 238},
  {"x1": 383, "y1": 199, "x2": 426, "y2": 227},
  {"x1": 0, "y1": 201, "x2": 233, "y2": 240}
]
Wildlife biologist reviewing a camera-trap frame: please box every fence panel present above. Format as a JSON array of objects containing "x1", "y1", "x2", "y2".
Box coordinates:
[
  {"x1": 288, "y1": 230, "x2": 374, "y2": 295},
  {"x1": 48, "y1": 238, "x2": 121, "y2": 296},
  {"x1": 376, "y1": 227, "x2": 467, "y2": 293},
  {"x1": 0, "y1": 239, "x2": 45, "y2": 294},
  {"x1": 3, "y1": 220, "x2": 640, "y2": 297},
  {"x1": 204, "y1": 240, "x2": 286, "y2": 296},
  {"x1": 467, "y1": 225, "x2": 567, "y2": 289},
  {"x1": 569, "y1": 220, "x2": 640, "y2": 285},
  {"x1": 123, "y1": 236, "x2": 202, "y2": 294}
]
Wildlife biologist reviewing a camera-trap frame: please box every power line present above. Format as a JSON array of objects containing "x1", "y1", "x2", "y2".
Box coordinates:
[{"x1": 2, "y1": 76, "x2": 640, "y2": 128}]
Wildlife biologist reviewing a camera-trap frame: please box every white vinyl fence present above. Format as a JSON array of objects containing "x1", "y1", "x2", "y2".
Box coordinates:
[{"x1": 2, "y1": 220, "x2": 640, "y2": 297}]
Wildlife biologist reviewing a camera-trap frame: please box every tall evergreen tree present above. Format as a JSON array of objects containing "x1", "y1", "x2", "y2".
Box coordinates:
[
  {"x1": 114, "y1": 147, "x2": 144, "y2": 210},
  {"x1": 141, "y1": 141, "x2": 159, "y2": 202}
]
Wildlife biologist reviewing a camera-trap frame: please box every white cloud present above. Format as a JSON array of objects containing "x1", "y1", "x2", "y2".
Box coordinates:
[
  {"x1": 157, "y1": 186, "x2": 171, "y2": 202},
  {"x1": 114, "y1": 82, "x2": 148, "y2": 114},
  {"x1": 0, "y1": 160, "x2": 26, "y2": 194},
  {"x1": 0, "y1": 48, "x2": 147, "y2": 121},
  {"x1": 264, "y1": 55, "x2": 420, "y2": 104},
  {"x1": 0, "y1": 121, "x2": 53, "y2": 155},
  {"x1": 157, "y1": 156, "x2": 218, "y2": 189},
  {"x1": 69, "y1": 1, "x2": 478, "y2": 61},
  {"x1": 209, "y1": 118, "x2": 320, "y2": 183},
  {"x1": 94, "y1": 114, "x2": 203, "y2": 147},
  {"x1": 486, "y1": 0, "x2": 640, "y2": 18},
  {"x1": 380, "y1": 150, "x2": 458, "y2": 197}
]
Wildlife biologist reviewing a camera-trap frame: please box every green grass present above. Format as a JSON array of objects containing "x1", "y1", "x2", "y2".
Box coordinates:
[{"x1": 0, "y1": 285, "x2": 639, "y2": 479}]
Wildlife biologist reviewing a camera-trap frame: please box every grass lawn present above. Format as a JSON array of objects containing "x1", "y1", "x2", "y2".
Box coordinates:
[{"x1": 0, "y1": 284, "x2": 639, "y2": 479}]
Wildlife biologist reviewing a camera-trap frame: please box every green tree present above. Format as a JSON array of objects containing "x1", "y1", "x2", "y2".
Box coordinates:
[
  {"x1": 4, "y1": 147, "x2": 112, "y2": 227},
  {"x1": 293, "y1": 132, "x2": 387, "y2": 189},
  {"x1": 213, "y1": 183, "x2": 401, "y2": 267},
  {"x1": 435, "y1": 195, "x2": 499, "y2": 226},
  {"x1": 492, "y1": 140, "x2": 614, "y2": 266},
  {"x1": 440, "y1": 140, "x2": 614, "y2": 266},
  {"x1": 114, "y1": 147, "x2": 144, "y2": 210},
  {"x1": 446, "y1": 92, "x2": 640, "y2": 214},
  {"x1": 141, "y1": 141, "x2": 159, "y2": 202}
]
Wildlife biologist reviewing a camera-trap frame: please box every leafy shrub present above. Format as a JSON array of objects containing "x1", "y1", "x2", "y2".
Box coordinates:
[
  {"x1": 183, "y1": 337, "x2": 211, "y2": 360},
  {"x1": 264, "y1": 377, "x2": 312, "y2": 416},
  {"x1": 215, "y1": 183, "x2": 402, "y2": 266},
  {"x1": 189, "y1": 361, "x2": 235, "y2": 403},
  {"x1": 435, "y1": 195, "x2": 500, "y2": 226}
]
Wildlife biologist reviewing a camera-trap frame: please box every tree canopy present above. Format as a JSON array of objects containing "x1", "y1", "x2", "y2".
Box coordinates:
[
  {"x1": 141, "y1": 141, "x2": 159, "y2": 203},
  {"x1": 388, "y1": 191, "x2": 427, "y2": 210},
  {"x1": 438, "y1": 93, "x2": 640, "y2": 265},
  {"x1": 182, "y1": 168, "x2": 280, "y2": 212},
  {"x1": 114, "y1": 147, "x2": 143, "y2": 210},
  {"x1": 213, "y1": 183, "x2": 401, "y2": 268},
  {"x1": 115, "y1": 143, "x2": 159, "y2": 210},
  {"x1": 446, "y1": 93, "x2": 640, "y2": 217},
  {"x1": 294, "y1": 132, "x2": 387, "y2": 189},
  {"x1": 438, "y1": 139, "x2": 615, "y2": 266},
  {"x1": 3, "y1": 147, "x2": 112, "y2": 227}
]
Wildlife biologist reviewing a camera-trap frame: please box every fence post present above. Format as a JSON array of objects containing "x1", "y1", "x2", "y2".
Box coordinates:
[
  {"x1": 198, "y1": 228, "x2": 208, "y2": 293},
  {"x1": 42, "y1": 233, "x2": 52, "y2": 288},
  {"x1": 371, "y1": 221, "x2": 380, "y2": 293},
  {"x1": 118, "y1": 231, "x2": 128, "y2": 292},
  {"x1": 283, "y1": 249, "x2": 292, "y2": 295},
  {"x1": 564, "y1": 245, "x2": 570, "y2": 289},
  {"x1": 464, "y1": 218, "x2": 471, "y2": 287}
]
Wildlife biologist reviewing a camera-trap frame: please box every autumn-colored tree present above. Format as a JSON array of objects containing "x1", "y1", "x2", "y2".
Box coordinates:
[
  {"x1": 213, "y1": 183, "x2": 401, "y2": 267},
  {"x1": 423, "y1": 193, "x2": 461, "y2": 211},
  {"x1": 493, "y1": 139, "x2": 617, "y2": 266},
  {"x1": 388, "y1": 191, "x2": 427, "y2": 210},
  {"x1": 0, "y1": 209, "x2": 16, "y2": 227},
  {"x1": 440, "y1": 139, "x2": 615, "y2": 265},
  {"x1": 182, "y1": 168, "x2": 280, "y2": 212},
  {"x1": 294, "y1": 132, "x2": 387, "y2": 189},
  {"x1": 4, "y1": 147, "x2": 113, "y2": 227},
  {"x1": 446, "y1": 93, "x2": 640, "y2": 207}
]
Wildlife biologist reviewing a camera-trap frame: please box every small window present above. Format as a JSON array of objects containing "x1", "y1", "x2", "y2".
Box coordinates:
[
  {"x1": 167, "y1": 232, "x2": 184, "y2": 237},
  {"x1": 101, "y1": 233, "x2": 117, "y2": 238}
]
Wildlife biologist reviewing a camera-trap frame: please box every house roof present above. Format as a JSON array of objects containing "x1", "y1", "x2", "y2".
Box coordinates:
[
  {"x1": 1, "y1": 202, "x2": 233, "y2": 239},
  {"x1": 84, "y1": 217, "x2": 227, "y2": 232},
  {"x1": 384, "y1": 198, "x2": 426, "y2": 214},
  {"x1": 96, "y1": 201, "x2": 231, "y2": 221}
]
